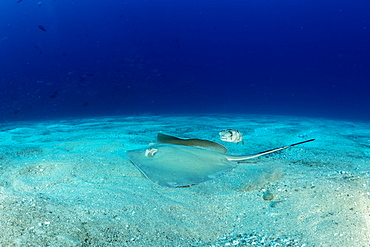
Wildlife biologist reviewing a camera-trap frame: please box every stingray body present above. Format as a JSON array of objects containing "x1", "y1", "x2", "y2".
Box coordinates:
[
  {"x1": 126, "y1": 134, "x2": 315, "y2": 188},
  {"x1": 126, "y1": 144, "x2": 235, "y2": 187}
]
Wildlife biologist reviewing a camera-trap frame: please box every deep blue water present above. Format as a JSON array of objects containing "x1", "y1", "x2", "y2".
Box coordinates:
[{"x1": 1, "y1": 0, "x2": 369, "y2": 121}]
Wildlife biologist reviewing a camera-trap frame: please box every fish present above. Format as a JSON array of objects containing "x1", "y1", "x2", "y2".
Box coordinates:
[
  {"x1": 219, "y1": 129, "x2": 243, "y2": 143},
  {"x1": 38, "y1": 25, "x2": 46, "y2": 31},
  {"x1": 80, "y1": 73, "x2": 94, "y2": 81},
  {"x1": 49, "y1": 91, "x2": 58, "y2": 99},
  {"x1": 126, "y1": 135, "x2": 315, "y2": 188}
]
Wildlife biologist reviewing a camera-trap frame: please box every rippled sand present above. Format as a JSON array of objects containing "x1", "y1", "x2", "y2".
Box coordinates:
[{"x1": 0, "y1": 114, "x2": 369, "y2": 246}]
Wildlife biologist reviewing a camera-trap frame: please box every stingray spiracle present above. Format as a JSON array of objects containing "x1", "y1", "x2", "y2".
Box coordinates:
[{"x1": 145, "y1": 148, "x2": 158, "y2": 157}]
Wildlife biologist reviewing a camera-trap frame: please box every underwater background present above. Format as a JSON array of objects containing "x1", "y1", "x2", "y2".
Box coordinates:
[
  {"x1": 1, "y1": 2, "x2": 370, "y2": 246},
  {"x1": 1, "y1": 0, "x2": 369, "y2": 121}
]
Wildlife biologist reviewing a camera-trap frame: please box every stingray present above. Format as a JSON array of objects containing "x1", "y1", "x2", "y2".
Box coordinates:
[
  {"x1": 126, "y1": 134, "x2": 315, "y2": 188},
  {"x1": 157, "y1": 133, "x2": 228, "y2": 153}
]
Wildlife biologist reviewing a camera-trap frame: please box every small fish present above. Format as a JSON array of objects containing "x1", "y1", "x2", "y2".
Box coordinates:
[
  {"x1": 79, "y1": 73, "x2": 93, "y2": 81},
  {"x1": 17, "y1": 0, "x2": 23, "y2": 3},
  {"x1": 38, "y1": 25, "x2": 46, "y2": 31},
  {"x1": 49, "y1": 91, "x2": 58, "y2": 99},
  {"x1": 219, "y1": 129, "x2": 243, "y2": 143}
]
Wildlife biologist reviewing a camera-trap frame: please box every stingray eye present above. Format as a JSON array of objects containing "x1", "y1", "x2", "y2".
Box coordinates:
[{"x1": 145, "y1": 148, "x2": 158, "y2": 157}]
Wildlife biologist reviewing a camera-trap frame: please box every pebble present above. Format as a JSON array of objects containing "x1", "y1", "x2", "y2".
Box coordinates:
[
  {"x1": 262, "y1": 190, "x2": 274, "y2": 201},
  {"x1": 194, "y1": 232, "x2": 306, "y2": 247}
]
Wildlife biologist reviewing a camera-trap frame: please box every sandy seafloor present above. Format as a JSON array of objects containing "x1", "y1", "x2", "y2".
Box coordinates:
[{"x1": 0, "y1": 114, "x2": 369, "y2": 247}]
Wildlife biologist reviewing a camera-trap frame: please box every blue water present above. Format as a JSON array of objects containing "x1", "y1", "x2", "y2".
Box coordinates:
[{"x1": 1, "y1": 0, "x2": 369, "y2": 121}]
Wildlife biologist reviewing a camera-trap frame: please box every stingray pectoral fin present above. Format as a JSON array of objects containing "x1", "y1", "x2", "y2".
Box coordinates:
[
  {"x1": 228, "y1": 139, "x2": 315, "y2": 162},
  {"x1": 157, "y1": 133, "x2": 182, "y2": 143},
  {"x1": 157, "y1": 133, "x2": 228, "y2": 153}
]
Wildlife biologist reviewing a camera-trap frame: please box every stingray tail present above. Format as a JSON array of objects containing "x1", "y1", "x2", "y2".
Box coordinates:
[{"x1": 228, "y1": 139, "x2": 315, "y2": 162}]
